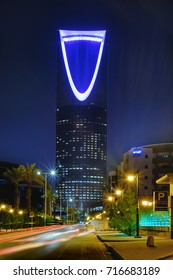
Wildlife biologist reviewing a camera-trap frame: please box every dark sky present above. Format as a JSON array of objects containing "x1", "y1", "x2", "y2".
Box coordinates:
[{"x1": 0, "y1": 0, "x2": 173, "y2": 171}]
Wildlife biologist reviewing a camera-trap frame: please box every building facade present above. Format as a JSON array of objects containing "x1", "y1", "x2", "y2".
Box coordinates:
[
  {"x1": 56, "y1": 30, "x2": 108, "y2": 214},
  {"x1": 108, "y1": 171, "x2": 117, "y2": 192},
  {"x1": 117, "y1": 143, "x2": 173, "y2": 201}
]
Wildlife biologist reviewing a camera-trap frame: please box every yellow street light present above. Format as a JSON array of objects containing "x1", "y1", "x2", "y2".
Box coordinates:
[
  {"x1": 127, "y1": 175, "x2": 135, "y2": 182},
  {"x1": 141, "y1": 200, "x2": 152, "y2": 207},
  {"x1": 115, "y1": 189, "x2": 122, "y2": 196},
  {"x1": 0, "y1": 204, "x2": 6, "y2": 210}
]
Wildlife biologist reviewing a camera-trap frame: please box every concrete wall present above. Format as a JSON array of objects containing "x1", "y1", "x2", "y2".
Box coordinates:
[
  {"x1": 89, "y1": 220, "x2": 109, "y2": 231},
  {"x1": 140, "y1": 226, "x2": 169, "y2": 237}
]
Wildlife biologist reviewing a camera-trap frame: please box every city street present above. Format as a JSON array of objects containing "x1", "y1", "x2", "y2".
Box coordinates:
[{"x1": 0, "y1": 225, "x2": 112, "y2": 260}]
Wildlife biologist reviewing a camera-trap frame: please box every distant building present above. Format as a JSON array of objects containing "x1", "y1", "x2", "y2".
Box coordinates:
[
  {"x1": 56, "y1": 30, "x2": 108, "y2": 213},
  {"x1": 108, "y1": 171, "x2": 117, "y2": 192},
  {"x1": 116, "y1": 143, "x2": 173, "y2": 200}
]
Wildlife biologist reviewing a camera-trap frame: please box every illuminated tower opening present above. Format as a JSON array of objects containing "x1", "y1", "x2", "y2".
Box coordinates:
[{"x1": 59, "y1": 30, "x2": 106, "y2": 101}]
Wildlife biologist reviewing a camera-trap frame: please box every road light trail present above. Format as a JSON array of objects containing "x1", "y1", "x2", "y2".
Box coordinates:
[
  {"x1": 0, "y1": 225, "x2": 67, "y2": 244},
  {"x1": 0, "y1": 225, "x2": 83, "y2": 258}
]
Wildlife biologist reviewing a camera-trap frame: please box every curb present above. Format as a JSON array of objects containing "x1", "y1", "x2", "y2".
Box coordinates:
[
  {"x1": 96, "y1": 234, "x2": 124, "y2": 260},
  {"x1": 158, "y1": 254, "x2": 173, "y2": 260},
  {"x1": 106, "y1": 244, "x2": 124, "y2": 260}
]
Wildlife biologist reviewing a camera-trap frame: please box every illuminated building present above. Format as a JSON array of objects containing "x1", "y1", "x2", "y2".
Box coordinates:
[
  {"x1": 116, "y1": 143, "x2": 173, "y2": 229},
  {"x1": 56, "y1": 30, "x2": 107, "y2": 213},
  {"x1": 117, "y1": 143, "x2": 173, "y2": 199}
]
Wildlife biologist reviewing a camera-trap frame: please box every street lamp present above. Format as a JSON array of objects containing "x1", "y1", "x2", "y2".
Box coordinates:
[
  {"x1": 115, "y1": 189, "x2": 122, "y2": 196},
  {"x1": 37, "y1": 169, "x2": 56, "y2": 226},
  {"x1": 141, "y1": 200, "x2": 152, "y2": 207},
  {"x1": 107, "y1": 189, "x2": 122, "y2": 202},
  {"x1": 127, "y1": 172, "x2": 141, "y2": 238},
  {"x1": 108, "y1": 196, "x2": 113, "y2": 201},
  {"x1": 0, "y1": 204, "x2": 6, "y2": 210}
]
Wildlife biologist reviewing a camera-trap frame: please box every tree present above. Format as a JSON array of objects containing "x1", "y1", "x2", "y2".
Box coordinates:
[
  {"x1": 105, "y1": 189, "x2": 136, "y2": 235},
  {"x1": 4, "y1": 165, "x2": 25, "y2": 211},
  {"x1": 68, "y1": 207, "x2": 76, "y2": 222},
  {"x1": 21, "y1": 163, "x2": 45, "y2": 215},
  {"x1": 42, "y1": 187, "x2": 58, "y2": 217}
]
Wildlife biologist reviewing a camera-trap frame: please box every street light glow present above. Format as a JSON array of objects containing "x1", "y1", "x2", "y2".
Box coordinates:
[
  {"x1": 37, "y1": 169, "x2": 56, "y2": 176},
  {"x1": 141, "y1": 200, "x2": 152, "y2": 206},
  {"x1": 50, "y1": 170, "x2": 56, "y2": 176},
  {"x1": 115, "y1": 189, "x2": 122, "y2": 196},
  {"x1": 127, "y1": 175, "x2": 135, "y2": 182}
]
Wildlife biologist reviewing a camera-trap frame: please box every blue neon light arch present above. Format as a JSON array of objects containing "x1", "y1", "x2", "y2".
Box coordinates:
[{"x1": 59, "y1": 30, "x2": 106, "y2": 101}]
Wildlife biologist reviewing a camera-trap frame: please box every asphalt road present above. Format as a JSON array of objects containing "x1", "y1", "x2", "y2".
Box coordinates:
[{"x1": 0, "y1": 225, "x2": 112, "y2": 260}]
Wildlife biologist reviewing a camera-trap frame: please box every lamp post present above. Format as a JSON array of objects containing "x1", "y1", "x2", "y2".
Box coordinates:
[
  {"x1": 44, "y1": 173, "x2": 48, "y2": 226},
  {"x1": 127, "y1": 172, "x2": 141, "y2": 238},
  {"x1": 66, "y1": 198, "x2": 72, "y2": 224},
  {"x1": 59, "y1": 191, "x2": 62, "y2": 220},
  {"x1": 37, "y1": 169, "x2": 56, "y2": 226},
  {"x1": 66, "y1": 199, "x2": 68, "y2": 224}
]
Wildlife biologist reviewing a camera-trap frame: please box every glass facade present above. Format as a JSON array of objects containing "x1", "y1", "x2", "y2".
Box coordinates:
[{"x1": 56, "y1": 105, "x2": 107, "y2": 211}]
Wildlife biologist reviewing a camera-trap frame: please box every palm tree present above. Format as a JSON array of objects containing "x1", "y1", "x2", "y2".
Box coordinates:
[
  {"x1": 21, "y1": 163, "x2": 45, "y2": 215},
  {"x1": 4, "y1": 165, "x2": 25, "y2": 211},
  {"x1": 42, "y1": 187, "x2": 58, "y2": 217},
  {"x1": 68, "y1": 207, "x2": 76, "y2": 222}
]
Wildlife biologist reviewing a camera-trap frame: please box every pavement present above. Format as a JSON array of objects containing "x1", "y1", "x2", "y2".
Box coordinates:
[{"x1": 96, "y1": 231, "x2": 173, "y2": 260}]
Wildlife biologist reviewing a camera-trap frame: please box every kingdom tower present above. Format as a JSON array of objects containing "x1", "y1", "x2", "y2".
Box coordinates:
[{"x1": 56, "y1": 30, "x2": 108, "y2": 215}]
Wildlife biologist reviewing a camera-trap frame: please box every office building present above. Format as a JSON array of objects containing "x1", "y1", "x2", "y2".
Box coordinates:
[{"x1": 117, "y1": 143, "x2": 173, "y2": 200}]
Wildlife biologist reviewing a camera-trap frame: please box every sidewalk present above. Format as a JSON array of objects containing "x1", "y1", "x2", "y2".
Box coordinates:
[{"x1": 96, "y1": 231, "x2": 173, "y2": 260}]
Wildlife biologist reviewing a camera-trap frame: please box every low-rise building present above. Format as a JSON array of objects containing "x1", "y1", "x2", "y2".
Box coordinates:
[{"x1": 116, "y1": 143, "x2": 173, "y2": 201}]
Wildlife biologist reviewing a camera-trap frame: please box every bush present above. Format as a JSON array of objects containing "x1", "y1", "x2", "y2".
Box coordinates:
[{"x1": 107, "y1": 190, "x2": 136, "y2": 236}]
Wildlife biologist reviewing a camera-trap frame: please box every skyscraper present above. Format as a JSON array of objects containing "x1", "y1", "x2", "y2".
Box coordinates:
[{"x1": 56, "y1": 30, "x2": 107, "y2": 215}]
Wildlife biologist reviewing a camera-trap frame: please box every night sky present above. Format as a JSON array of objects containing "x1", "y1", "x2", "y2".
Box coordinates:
[{"x1": 0, "y1": 0, "x2": 173, "y2": 171}]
